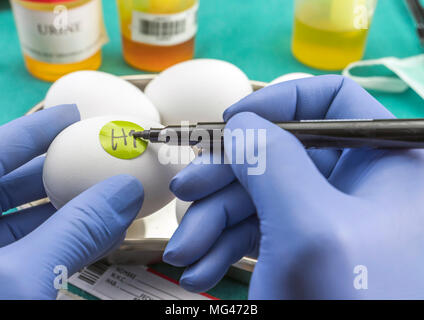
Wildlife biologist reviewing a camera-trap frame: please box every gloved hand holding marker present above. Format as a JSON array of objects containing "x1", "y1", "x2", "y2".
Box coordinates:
[{"x1": 164, "y1": 75, "x2": 424, "y2": 299}]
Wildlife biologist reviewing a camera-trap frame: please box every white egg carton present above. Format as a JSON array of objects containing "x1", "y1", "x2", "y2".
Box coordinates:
[{"x1": 26, "y1": 74, "x2": 264, "y2": 275}]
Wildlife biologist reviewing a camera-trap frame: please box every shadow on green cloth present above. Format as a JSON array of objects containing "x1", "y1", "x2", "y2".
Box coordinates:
[{"x1": 0, "y1": 1, "x2": 10, "y2": 11}]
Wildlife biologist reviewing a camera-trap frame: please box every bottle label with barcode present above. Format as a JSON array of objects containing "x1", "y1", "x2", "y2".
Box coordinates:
[{"x1": 131, "y1": 3, "x2": 198, "y2": 46}]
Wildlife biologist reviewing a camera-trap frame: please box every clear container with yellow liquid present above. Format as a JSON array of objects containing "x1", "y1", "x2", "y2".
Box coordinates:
[
  {"x1": 116, "y1": 0, "x2": 198, "y2": 72},
  {"x1": 10, "y1": 0, "x2": 108, "y2": 82},
  {"x1": 292, "y1": 0, "x2": 378, "y2": 70}
]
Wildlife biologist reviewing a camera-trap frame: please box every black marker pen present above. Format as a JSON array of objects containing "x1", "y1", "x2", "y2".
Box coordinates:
[{"x1": 132, "y1": 118, "x2": 424, "y2": 149}]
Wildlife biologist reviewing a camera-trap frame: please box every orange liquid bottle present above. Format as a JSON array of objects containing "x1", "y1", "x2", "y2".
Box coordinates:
[
  {"x1": 117, "y1": 0, "x2": 198, "y2": 72},
  {"x1": 10, "y1": 0, "x2": 108, "y2": 81}
]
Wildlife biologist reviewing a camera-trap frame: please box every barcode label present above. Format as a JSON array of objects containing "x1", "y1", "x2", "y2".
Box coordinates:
[
  {"x1": 77, "y1": 261, "x2": 109, "y2": 286},
  {"x1": 140, "y1": 19, "x2": 186, "y2": 38},
  {"x1": 131, "y1": 3, "x2": 198, "y2": 46}
]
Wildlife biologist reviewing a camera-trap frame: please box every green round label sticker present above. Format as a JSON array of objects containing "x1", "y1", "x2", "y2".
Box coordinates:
[{"x1": 99, "y1": 121, "x2": 148, "y2": 159}]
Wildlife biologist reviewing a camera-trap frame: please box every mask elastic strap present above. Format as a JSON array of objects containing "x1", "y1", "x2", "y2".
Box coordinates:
[{"x1": 342, "y1": 57, "x2": 409, "y2": 93}]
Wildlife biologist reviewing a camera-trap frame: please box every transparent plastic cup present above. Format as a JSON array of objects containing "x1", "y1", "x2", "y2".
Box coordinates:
[{"x1": 292, "y1": 0, "x2": 378, "y2": 70}]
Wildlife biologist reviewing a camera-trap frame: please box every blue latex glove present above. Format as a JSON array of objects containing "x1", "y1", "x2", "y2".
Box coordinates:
[
  {"x1": 164, "y1": 75, "x2": 424, "y2": 299},
  {"x1": 0, "y1": 105, "x2": 144, "y2": 299}
]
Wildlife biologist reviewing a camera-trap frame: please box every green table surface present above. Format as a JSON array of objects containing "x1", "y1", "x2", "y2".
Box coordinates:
[{"x1": 1, "y1": 0, "x2": 424, "y2": 300}]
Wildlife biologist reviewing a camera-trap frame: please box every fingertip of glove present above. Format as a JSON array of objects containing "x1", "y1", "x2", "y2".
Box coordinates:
[
  {"x1": 222, "y1": 108, "x2": 233, "y2": 122},
  {"x1": 47, "y1": 103, "x2": 81, "y2": 122},
  {"x1": 112, "y1": 173, "x2": 142, "y2": 186},
  {"x1": 179, "y1": 275, "x2": 210, "y2": 293},
  {"x1": 223, "y1": 93, "x2": 254, "y2": 122},
  {"x1": 225, "y1": 112, "x2": 264, "y2": 131},
  {"x1": 163, "y1": 238, "x2": 197, "y2": 267},
  {"x1": 162, "y1": 248, "x2": 184, "y2": 267},
  {"x1": 169, "y1": 176, "x2": 193, "y2": 201},
  {"x1": 100, "y1": 175, "x2": 144, "y2": 217},
  {"x1": 169, "y1": 176, "x2": 180, "y2": 194},
  {"x1": 179, "y1": 276, "x2": 201, "y2": 293},
  {"x1": 112, "y1": 174, "x2": 144, "y2": 198}
]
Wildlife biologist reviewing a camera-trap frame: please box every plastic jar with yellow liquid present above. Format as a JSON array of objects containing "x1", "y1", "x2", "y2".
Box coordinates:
[
  {"x1": 116, "y1": 0, "x2": 198, "y2": 72},
  {"x1": 292, "y1": 0, "x2": 378, "y2": 71},
  {"x1": 10, "y1": 0, "x2": 108, "y2": 82}
]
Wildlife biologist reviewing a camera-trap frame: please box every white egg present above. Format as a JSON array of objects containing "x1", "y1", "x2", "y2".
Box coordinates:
[
  {"x1": 43, "y1": 115, "x2": 190, "y2": 219},
  {"x1": 175, "y1": 198, "x2": 192, "y2": 224},
  {"x1": 268, "y1": 72, "x2": 314, "y2": 86},
  {"x1": 126, "y1": 200, "x2": 178, "y2": 240},
  {"x1": 44, "y1": 71, "x2": 161, "y2": 123},
  {"x1": 144, "y1": 59, "x2": 253, "y2": 125}
]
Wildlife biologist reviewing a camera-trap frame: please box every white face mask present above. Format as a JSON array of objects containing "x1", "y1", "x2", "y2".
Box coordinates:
[{"x1": 343, "y1": 54, "x2": 424, "y2": 100}]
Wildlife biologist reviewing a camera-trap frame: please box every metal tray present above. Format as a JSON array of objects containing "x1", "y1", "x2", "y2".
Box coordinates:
[{"x1": 25, "y1": 74, "x2": 265, "y2": 274}]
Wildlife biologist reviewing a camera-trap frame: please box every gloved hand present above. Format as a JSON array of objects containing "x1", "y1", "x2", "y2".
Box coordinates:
[
  {"x1": 164, "y1": 75, "x2": 424, "y2": 299},
  {"x1": 0, "y1": 105, "x2": 144, "y2": 299}
]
